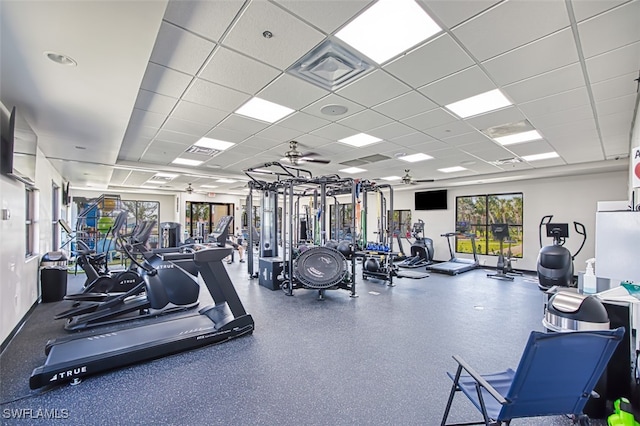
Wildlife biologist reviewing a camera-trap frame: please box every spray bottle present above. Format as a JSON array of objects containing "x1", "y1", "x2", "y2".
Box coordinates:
[{"x1": 583, "y1": 258, "x2": 597, "y2": 294}]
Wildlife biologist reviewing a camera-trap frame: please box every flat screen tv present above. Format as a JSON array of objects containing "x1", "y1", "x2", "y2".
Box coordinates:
[
  {"x1": 0, "y1": 102, "x2": 37, "y2": 185},
  {"x1": 415, "y1": 189, "x2": 447, "y2": 210}
]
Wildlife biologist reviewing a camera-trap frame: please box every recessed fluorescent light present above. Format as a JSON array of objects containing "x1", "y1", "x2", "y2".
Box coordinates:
[
  {"x1": 398, "y1": 153, "x2": 433, "y2": 163},
  {"x1": 216, "y1": 178, "x2": 237, "y2": 183},
  {"x1": 194, "y1": 137, "x2": 235, "y2": 151},
  {"x1": 235, "y1": 97, "x2": 294, "y2": 123},
  {"x1": 200, "y1": 184, "x2": 219, "y2": 189},
  {"x1": 445, "y1": 89, "x2": 512, "y2": 118},
  {"x1": 335, "y1": 0, "x2": 441, "y2": 64},
  {"x1": 172, "y1": 158, "x2": 203, "y2": 166},
  {"x1": 339, "y1": 167, "x2": 367, "y2": 174},
  {"x1": 143, "y1": 180, "x2": 162, "y2": 185},
  {"x1": 494, "y1": 130, "x2": 543, "y2": 146},
  {"x1": 153, "y1": 172, "x2": 179, "y2": 179},
  {"x1": 521, "y1": 152, "x2": 560, "y2": 162},
  {"x1": 438, "y1": 166, "x2": 467, "y2": 173},
  {"x1": 338, "y1": 133, "x2": 382, "y2": 147},
  {"x1": 381, "y1": 176, "x2": 402, "y2": 181}
]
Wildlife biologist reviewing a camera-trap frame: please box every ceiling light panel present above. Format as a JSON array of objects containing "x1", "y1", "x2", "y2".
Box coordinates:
[
  {"x1": 381, "y1": 176, "x2": 401, "y2": 181},
  {"x1": 521, "y1": 152, "x2": 560, "y2": 161},
  {"x1": 338, "y1": 133, "x2": 382, "y2": 147},
  {"x1": 235, "y1": 97, "x2": 295, "y2": 123},
  {"x1": 216, "y1": 178, "x2": 237, "y2": 183},
  {"x1": 398, "y1": 153, "x2": 434, "y2": 163},
  {"x1": 194, "y1": 137, "x2": 235, "y2": 150},
  {"x1": 445, "y1": 89, "x2": 512, "y2": 118},
  {"x1": 340, "y1": 167, "x2": 367, "y2": 174},
  {"x1": 494, "y1": 130, "x2": 543, "y2": 146},
  {"x1": 335, "y1": 0, "x2": 442, "y2": 64},
  {"x1": 172, "y1": 158, "x2": 203, "y2": 166},
  {"x1": 200, "y1": 184, "x2": 218, "y2": 188},
  {"x1": 438, "y1": 166, "x2": 467, "y2": 173}
]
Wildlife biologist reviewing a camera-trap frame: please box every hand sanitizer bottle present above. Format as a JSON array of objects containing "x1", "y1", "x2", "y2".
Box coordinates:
[{"x1": 583, "y1": 258, "x2": 597, "y2": 294}]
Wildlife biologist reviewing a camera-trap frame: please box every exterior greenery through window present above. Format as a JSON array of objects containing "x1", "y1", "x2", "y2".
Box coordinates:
[
  {"x1": 122, "y1": 200, "x2": 160, "y2": 249},
  {"x1": 455, "y1": 193, "x2": 523, "y2": 257}
]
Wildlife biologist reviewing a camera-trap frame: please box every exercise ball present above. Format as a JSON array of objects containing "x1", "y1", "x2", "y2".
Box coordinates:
[
  {"x1": 325, "y1": 240, "x2": 338, "y2": 249},
  {"x1": 364, "y1": 257, "x2": 380, "y2": 273},
  {"x1": 337, "y1": 240, "x2": 354, "y2": 259}
]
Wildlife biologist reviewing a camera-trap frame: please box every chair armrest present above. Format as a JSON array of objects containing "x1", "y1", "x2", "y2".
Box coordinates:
[{"x1": 452, "y1": 355, "x2": 508, "y2": 405}]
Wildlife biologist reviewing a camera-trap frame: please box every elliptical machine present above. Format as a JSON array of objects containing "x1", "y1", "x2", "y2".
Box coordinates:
[
  {"x1": 536, "y1": 215, "x2": 586, "y2": 291},
  {"x1": 397, "y1": 219, "x2": 434, "y2": 269},
  {"x1": 487, "y1": 224, "x2": 514, "y2": 281}
]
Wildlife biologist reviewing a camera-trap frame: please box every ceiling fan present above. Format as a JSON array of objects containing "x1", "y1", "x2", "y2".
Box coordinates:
[
  {"x1": 401, "y1": 170, "x2": 434, "y2": 185},
  {"x1": 283, "y1": 140, "x2": 330, "y2": 166},
  {"x1": 185, "y1": 183, "x2": 195, "y2": 194}
]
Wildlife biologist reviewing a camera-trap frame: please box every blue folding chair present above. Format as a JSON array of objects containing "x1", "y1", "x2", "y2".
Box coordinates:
[{"x1": 441, "y1": 327, "x2": 625, "y2": 426}]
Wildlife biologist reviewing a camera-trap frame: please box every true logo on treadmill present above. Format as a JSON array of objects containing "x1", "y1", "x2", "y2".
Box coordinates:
[
  {"x1": 155, "y1": 264, "x2": 175, "y2": 269},
  {"x1": 49, "y1": 366, "x2": 87, "y2": 381}
]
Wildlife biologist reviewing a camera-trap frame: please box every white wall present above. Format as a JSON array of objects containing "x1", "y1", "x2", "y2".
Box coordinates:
[
  {"x1": 384, "y1": 170, "x2": 627, "y2": 272},
  {"x1": 1, "y1": 148, "x2": 64, "y2": 344}
]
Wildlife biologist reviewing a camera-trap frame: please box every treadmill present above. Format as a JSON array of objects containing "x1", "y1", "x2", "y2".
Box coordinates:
[
  {"x1": 30, "y1": 241, "x2": 254, "y2": 389},
  {"x1": 426, "y1": 223, "x2": 479, "y2": 276}
]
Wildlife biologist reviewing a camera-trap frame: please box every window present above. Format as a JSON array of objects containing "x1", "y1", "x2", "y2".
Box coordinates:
[
  {"x1": 455, "y1": 193, "x2": 523, "y2": 257},
  {"x1": 122, "y1": 200, "x2": 160, "y2": 249},
  {"x1": 329, "y1": 203, "x2": 354, "y2": 240},
  {"x1": 25, "y1": 187, "x2": 37, "y2": 257},
  {"x1": 52, "y1": 182, "x2": 60, "y2": 249},
  {"x1": 389, "y1": 209, "x2": 412, "y2": 238}
]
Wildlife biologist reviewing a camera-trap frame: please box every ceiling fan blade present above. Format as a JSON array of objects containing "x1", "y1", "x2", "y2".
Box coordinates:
[
  {"x1": 414, "y1": 179, "x2": 435, "y2": 183},
  {"x1": 303, "y1": 158, "x2": 330, "y2": 164}
]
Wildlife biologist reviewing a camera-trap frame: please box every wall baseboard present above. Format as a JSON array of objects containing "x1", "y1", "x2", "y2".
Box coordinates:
[{"x1": 0, "y1": 300, "x2": 39, "y2": 355}]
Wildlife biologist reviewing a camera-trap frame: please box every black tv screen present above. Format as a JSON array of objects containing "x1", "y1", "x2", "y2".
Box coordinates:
[
  {"x1": 415, "y1": 190, "x2": 447, "y2": 210},
  {"x1": 0, "y1": 102, "x2": 37, "y2": 185},
  {"x1": 0, "y1": 104, "x2": 15, "y2": 176}
]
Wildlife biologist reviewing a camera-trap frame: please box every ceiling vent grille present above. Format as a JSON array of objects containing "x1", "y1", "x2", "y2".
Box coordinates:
[
  {"x1": 288, "y1": 39, "x2": 374, "y2": 91},
  {"x1": 186, "y1": 145, "x2": 221, "y2": 157},
  {"x1": 489, "y1": 157, "x2": 524, "y2": 166}
]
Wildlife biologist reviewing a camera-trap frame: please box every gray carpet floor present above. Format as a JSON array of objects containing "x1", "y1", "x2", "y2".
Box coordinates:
[{"x1": 0, "y1": 257, "x2": 610, "y2": 425}]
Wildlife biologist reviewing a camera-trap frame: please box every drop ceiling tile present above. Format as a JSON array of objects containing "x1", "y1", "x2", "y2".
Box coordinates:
[
  {"x1": 571, "y1": 0, "x2": 628, "y2": 22},
  {"x1": 310, "y1": 123, "x2": 357, "y2": 141},
  {"x1": 256, "y1": 125, "x2": 302, "y2": 142},
  {"x1": 596, "y1": 93, "x2": 637, "y2": 117},
  {"x1": 302, "y1": 94, "x2": 365, "y2": 121},
  {"x1": 402, "y1": 107, "x2": 458, "y2": 131},
  {"x1": 368, "y1": 122, "x2": 416, "y2": 140},
  {"x1": 591, "y1": 71, "x2": 639, "y2": 102},
  {"x1": 258, "y1": 74, "x2": 330, "y2": 110},
  {"x1": 418, "y1": 66, "x2": 494, "y2": 105},
  {"x1": 586, "y1": 41, "x2": 640, "y2": 83},
  {"x1": 129, "y1": 108, "x2": 167, "y2": 128},
  {"x1": 578, "y1": 1, "x2": 640, "y2": 59},
  {"x1": 465, "y1": 146, "x2": 516, "y2": 161},
  {"x1": 154, "y1": 129, "x2": 199, "y2": 146},
  {"x1": 124, "y1": 125, "x2": 159, "y2": 142},
  {"x1": 392, "y1": 132, "x2": 447, "y2": 150},
  {"x1": 482, "y1": 28, "x2": 579, "y2": 86},
  {"x1": 162, "y1": 117, "x2": 212, "y2": 136},
  {"x1": 555, "y1": 141, "x2": 603, "y2": 163},
  {"x1": 384, "y1": 34, "x2": 474, "y2": 88},
  {"x1": 273, "y1": 0, "x2": 374, "y2": 34},
  {"x1": 218, "y1": 114, "x2": 270, "y2": 135},
  {"x1": 441, "y1": 131, "x2": 491, "y2": 147},
  {"x1": 240, "y1": 136, "x2": 288, "y2": 150},
  {"x1": 336, "y1": 70, "x2": 411, "y2": 107},
  {"x1": 278, "y1": 112, "x2": 331, "y2": 133},
  {"x1": 170, "y1": 100, "x2": 229, "y2": 127},
  {"x1": 428, "y1": 147, "x2": 466, "y2": 159},
  {"x1": 526, "y1": 157, "x2": 566, "y2": 167},
  {"x1": 419, "y1": 0, "x2": 500, "y2": 29},
  {"x1": 503, "y1": 63, "x2": 585, "y2": 104},
  {"x1": 205, "y1": 125, "x2": 253, "y2": 143},
  {"x1": 338, "y1": 109, "x2": 394, "y2": 132},
  {"x1": 603, "y1": 134, "x2": 633, "y2": 156},
  {"x1": 292, "y1": 133, "x2": 334, "y2": 148},
  {"x1": 150, "y1": 22, "x2": 215, "y2": 75},
  {"x1": 140, "y1": 63, "x2": 193, "y2": 98},
  {"x1": 598, "y1": 110, "x2": 635, "y2": 137},
  {"x1": 542, "y1": 118, "x2": 598, "y2": 141},
  {"x1": 527, "y1": 105, "x2": 594, "y2": 129},
  {"x1": 506, "y1": 140, "x2": 556, "y2": 157},
  {"x1": 199, "y1": 47, "x2": 281, "y2": 94},
  {"x1": 223, "y1": 1, "x2": 325, "y2": 70},
  {"x1": 425, "y1": 120, "x2": 475, "y2": 139},
  {"x1": 182, "y1": 78, "x2": 251, "y2": 112},
  {"x1": 464, "y1": 107, "x2": 527, "y2": 133},
  {"x1": 518, "y1": 87, "x2": 590, "y2": 118},
  {"x1": 141, "y1": 140, "x2": 188, "y2": 163},
  {"x1": 134, "y1": 90, "x2": 178, "y2": 115},
  {"x1": 452, "y1": 0, "x2": 569, "y2": 61},
  {"x1": 372, "y1": 91, "x2": 438, "y2": 120},
  {"x1": 163, "y1": 0, "x2": 244, "y2": 42}
]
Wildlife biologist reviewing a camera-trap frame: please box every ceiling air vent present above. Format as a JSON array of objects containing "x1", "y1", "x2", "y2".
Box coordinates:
[
  {"x1": 186, "y1": 145, "x2": 220, "y2": 157},
  {"x1": 489, "y1": 157, "x2": 524, "y2": 166},
  {"x1": 288, "y1": 39, "x2": 374, "y2": 91},
  {"x1": 147, "y1": 175, "x2": 174, "y2": 183}
]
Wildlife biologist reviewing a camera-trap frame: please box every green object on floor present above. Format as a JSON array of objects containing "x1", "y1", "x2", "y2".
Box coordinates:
[{"x1": 608, "y1": 398, "x2": 640, "y2": 426}]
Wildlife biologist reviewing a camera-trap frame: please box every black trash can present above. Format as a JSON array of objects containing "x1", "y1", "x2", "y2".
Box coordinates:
[
  {"x1": 543, "y1": 290, "x2": 610, "y2": 419},
  {"x1": 160, "y1": 222, "x2": 181, "y2": 248},
  {"x1": 40, "y1": 251, "x2": 68, "y2": 303}
]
